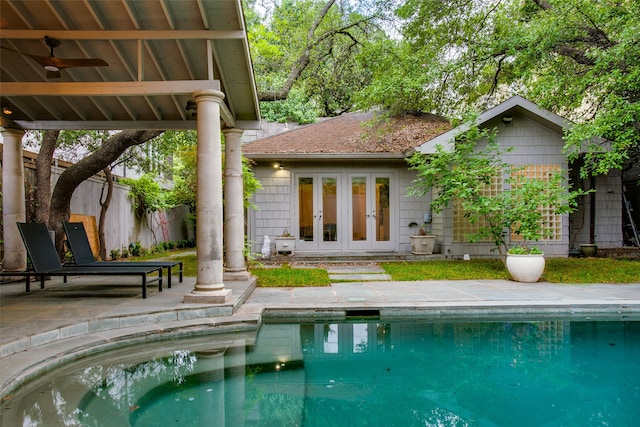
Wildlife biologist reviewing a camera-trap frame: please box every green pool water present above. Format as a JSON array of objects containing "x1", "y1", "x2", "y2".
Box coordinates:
[{"x1": 8, "y1": 319, "x2": 640, "y2": 426}]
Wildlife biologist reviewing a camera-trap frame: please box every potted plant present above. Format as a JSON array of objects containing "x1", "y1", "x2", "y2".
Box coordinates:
[
  {"x1": 579, "y1": 243, "x2": 598, "y2": 257},
  {"x1": 410, "y1": 224, "x2": 436, "y2": 255},
  {"x1": 505, "y1": 245, "x2": 545, "y2": 283},
  {"x1": 407, "y1": 118, "x2": 588, "y2": 282},
  {"x1": 274, "y1": 229, "x2": 296, "y2": 255}
]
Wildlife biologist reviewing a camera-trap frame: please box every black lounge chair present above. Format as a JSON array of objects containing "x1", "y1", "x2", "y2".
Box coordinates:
[
  {"x1": 0, "y1": 223, "x2": 162, "y2": 298},
  {"x1": 63, "y1": 222, "x2": 183, "y2": 288}
]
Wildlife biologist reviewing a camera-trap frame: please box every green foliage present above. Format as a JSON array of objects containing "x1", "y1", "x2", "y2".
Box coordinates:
[
  {"x1": 42, "y1": 129, "x2": 184, "y2": 177},
  {"x1": 245, "y1": 0, "x2": 391, "y2": 118},
  {"x1": 508, "y1": 246, "x2": 543, "y2": 255},
  {"x1": 259, "y1": 88, "x2": 320, "y2": 124},
  {"x1": 360, "y1": 0, "x2": 640, "y2": 176},
  {"x1": 120, "y1": 174, "x2": 171, "y2": 216},
  {"x1": 169, "y1": 132, "x2": 263, "y2": 210},
  {"x1": 407, "y1": 119, "x2": 588, "y2": 257},
  {"x1": 109, "y1": 248, "x2": 120, "y2": 260},
  {"x1": 128, "y1": 241, "x2": 142, "y2": 257}
]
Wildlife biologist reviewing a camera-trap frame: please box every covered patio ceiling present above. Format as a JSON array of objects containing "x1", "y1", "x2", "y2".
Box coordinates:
[{"x1": 0, "y1": 0, "x2": 260, "y2": 131}]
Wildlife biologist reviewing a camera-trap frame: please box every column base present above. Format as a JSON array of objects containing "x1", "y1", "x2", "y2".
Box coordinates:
[
  {"x1": 223, "y1": 270, "x2": 251, "y2": 281},
  {"x1": 184, "y1": 288, "x2": 232, "y2": 304}
]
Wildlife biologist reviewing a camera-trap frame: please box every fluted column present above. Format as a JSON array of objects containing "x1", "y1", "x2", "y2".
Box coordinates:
[
  {"x1": 1, "y1": 127, "x2": 26, "y2": 272},
  {"x1": 223, "y1": 128, "x2": 250, "y2": 281},
  {"x1": 184, "y1": 89, "x2": 231, "y2": 303}
]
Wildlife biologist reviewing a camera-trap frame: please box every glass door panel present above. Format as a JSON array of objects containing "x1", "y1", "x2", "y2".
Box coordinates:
[
  {"x1": 295, "y1": 174, "x2": 341, "y2": 251},
  {"x1": 375, "y1": 177, "x2": 390, "y2": 242},
  {"x1": 349, "y1": 173, "x2": 395, "y2": 250},
  {"x1": 351, "y1": 177, "x2": 367, "y2": 241},
  {"x1": 298, "y1": 177, "x2": 314, "y2": 241},
  {"x1": 322, "y1": 177, "x2": 338, "y2": 242}
]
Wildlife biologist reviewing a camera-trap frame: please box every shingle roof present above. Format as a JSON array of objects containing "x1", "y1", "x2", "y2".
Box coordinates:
[{"x1": 243, "y1": 111, "x2": 451, "y2": 156}]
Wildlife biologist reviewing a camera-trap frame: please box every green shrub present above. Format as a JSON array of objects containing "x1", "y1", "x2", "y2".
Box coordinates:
[
  {"x1": 129, "y1": 241, "x2": 142, "y2": 257},
  {"x1": 110, "y1": 249, "x2": 121, "y2": 260}
]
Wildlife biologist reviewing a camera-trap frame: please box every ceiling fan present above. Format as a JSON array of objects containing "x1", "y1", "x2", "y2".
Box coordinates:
[{"x1": 2, "y1": 36, "x2": 108, "y2": 78}]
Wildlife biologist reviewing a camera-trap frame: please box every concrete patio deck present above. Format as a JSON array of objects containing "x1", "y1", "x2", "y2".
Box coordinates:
[{"x1": 1, "y1": 267, "x2": 640, "y2": 399}]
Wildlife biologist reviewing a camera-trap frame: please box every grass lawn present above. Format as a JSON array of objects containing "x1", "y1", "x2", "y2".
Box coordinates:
[
  {"x1": 382, "y1": 258, "x2": 640, "y2": 283},
  {"x1": 138, "y1": 251, "x2": 639, "y2": 286},
  {"x1": 249, "y1": 264, "x2": 331, "y2": 287}
]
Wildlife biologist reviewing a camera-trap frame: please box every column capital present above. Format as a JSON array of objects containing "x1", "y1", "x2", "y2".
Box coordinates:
[
  {"x1": 0, "y1": 127, "x2": 25, "y2": 138},
  {"x1": 193, "y1": 89, "x2": 225, "y2": 103},
  {"x1": 222, "y1": 128, "x2": 244, "y2": 137}
]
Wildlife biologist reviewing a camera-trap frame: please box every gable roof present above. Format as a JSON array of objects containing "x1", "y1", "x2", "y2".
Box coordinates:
[
  {"x1": 416, "y1": 95, "x2": 571, "y2": 154},
  {"x1": 243, "y1": 111, "x2": 450, "y2": 160}
]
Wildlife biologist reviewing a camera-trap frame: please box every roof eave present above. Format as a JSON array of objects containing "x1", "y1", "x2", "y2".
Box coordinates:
[{"x1": 243, "y1": 152, "x2": 408, "y2": 160}]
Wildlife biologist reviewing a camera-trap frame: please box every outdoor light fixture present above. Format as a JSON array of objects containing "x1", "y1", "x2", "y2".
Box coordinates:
[
  {"x1": 502, "y1": 116, "x2": 513, "y2": 124},
  {"x1": 274, "y1": 161, "x2": 283, "y2": 170},
  {"x1": 2, "y1": 106, "x2": 12, "y2": 115}
]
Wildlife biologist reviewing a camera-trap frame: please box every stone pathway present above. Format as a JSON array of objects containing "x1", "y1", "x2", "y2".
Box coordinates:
[{"x1": 325, "y1": 263, "x2": 391, "y2": 282}]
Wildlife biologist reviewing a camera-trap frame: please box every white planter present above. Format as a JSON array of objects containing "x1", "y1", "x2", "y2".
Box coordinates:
[
  {"x1": 410, "y1": 235, "x2": 436, "y2": 255},
  {"x1": 274, "y1": 236, "x2": 296, "y2": 255},
  {"x1": 505, "y1": 253, "x2": 545, "y2": 283}
]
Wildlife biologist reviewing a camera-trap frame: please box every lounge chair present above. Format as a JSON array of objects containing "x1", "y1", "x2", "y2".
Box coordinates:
[
  {"x1": 63, "y1": 222, "x2": 183, "y2": 288},
  {"x1": 0, "y1": 223, "x2": 162, "y2": 298}
]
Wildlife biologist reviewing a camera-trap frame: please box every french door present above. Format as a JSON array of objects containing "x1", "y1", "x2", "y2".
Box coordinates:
[
  {"x1": 295, "y1": 174, "x2": 341, "y2": 251},
  {"x1": 348, "y1": 173, "x2": 395, "y2": 251},
  {"x1": 294, "y1": 172, "x2": 395, "y2": 252}
]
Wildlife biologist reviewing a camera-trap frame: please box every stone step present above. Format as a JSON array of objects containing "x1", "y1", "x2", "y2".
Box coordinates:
[{"x1": 329, "y1": 273, "x2": 391, "y2": 282}]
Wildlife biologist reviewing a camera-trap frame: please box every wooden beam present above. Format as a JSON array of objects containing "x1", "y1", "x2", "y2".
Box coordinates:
[
  {"x1": 0, "y1": 29, "x2": 245, "y2": 40},
  {"x1": 0, "y1": 80, "x2": 221, "y2": 96}
]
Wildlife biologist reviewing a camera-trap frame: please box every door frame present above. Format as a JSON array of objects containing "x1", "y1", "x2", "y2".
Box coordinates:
[
  {"x1": 293, "y1": 173, "x2": 342, "y2": 252},
  {"x1": 347, "y1": 172, "x2": 397, "y2": 251}
]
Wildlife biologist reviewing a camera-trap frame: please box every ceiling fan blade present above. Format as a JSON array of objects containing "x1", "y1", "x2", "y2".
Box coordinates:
[
  {"x1": 48, "y1": 57, "x2": 109, "y2": 69},
  {"x1": 1, "y1": 44, "x2": 108, "y2": 70}
]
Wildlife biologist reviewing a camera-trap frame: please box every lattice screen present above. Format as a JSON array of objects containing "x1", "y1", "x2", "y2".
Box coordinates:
[
  {"x1": 453, "y1": 174, "x2": 503, "y2": 242},
  {"x1": 452, "y1": 164, "x2": 563, "y2": 243},
  {"x1": 510, "y1": 164, "x2": 562, "y2": 242}
]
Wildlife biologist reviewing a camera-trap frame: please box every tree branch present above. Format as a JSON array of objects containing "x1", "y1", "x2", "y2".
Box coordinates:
[{"x1": 257, "y1": 1, "x2": 376, "y2": 101}]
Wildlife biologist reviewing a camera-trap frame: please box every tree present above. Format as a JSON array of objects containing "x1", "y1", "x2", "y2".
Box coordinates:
[
  {"x1": 245, "y1": 0, "x2": 392, "y2": 119},
  {"x1": 357, "y1": 0, "x2": 640, "y2": 176},
  {"x1": 47, "y1": 130, "x2": 162, "y2": 254},
  {"x1": 34, "y1": 130, "x2": 60, "y2": 224}
]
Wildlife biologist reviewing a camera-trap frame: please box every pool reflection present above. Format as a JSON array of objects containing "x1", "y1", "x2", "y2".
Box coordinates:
[{"x1": 6, "y1": 320, "x2": 640, "y2": 426}]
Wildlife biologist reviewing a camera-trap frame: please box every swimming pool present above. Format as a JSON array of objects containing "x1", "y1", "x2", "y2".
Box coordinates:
[{"x1": 4, "y1": 318, "x2": 639, "y2": 426}]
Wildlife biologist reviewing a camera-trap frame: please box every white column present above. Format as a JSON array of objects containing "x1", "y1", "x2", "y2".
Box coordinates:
[
  {"x1": 223, "y1": 128, "x2": 250, "y2": 281},
  {"x1": 184, "y1": 89, "x2": 231, "y2": 303},
  {"x1": 1, "y1": 128, "x2": 26, "y2": 272}
]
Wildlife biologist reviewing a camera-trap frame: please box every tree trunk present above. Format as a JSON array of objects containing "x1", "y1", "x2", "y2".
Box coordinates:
[
  {"x1": 34, "y1": 130, "x2": 60, "y2": 224},
  {"x1": 49, "y1": 130, "x2": 163, "y2": 256},
  {"x1": 98, "y1": 167, "x2": 114, "y2": 260}
]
